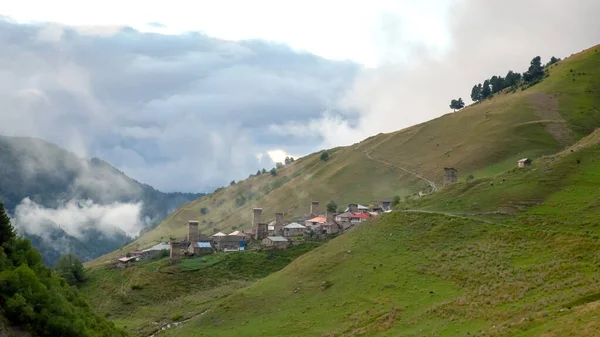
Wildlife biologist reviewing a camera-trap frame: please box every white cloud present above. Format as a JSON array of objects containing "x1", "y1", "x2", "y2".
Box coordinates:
[{"x1": 12, "y1": 197, "x2": 144, "y2": 238}]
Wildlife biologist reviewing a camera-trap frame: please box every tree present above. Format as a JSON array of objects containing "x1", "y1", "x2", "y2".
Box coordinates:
[
  {"x1": 55, "y1": 254, "x2": 86, "y2": 286},
  {"x1": 470, "y1": 84, "x2": 482, "y2": 102},
  {"x1": 524, "y1": 56, "x2": 544, "y2": 82},
  {"x1": 320, "y1": 151, "x2": 329, "y2": 161},
  {"x1": 481, "y1": 79, "x2": 492, "y2": 99},
  {"x1": 284, "y1": 157, "x2": 291, "y2": 165},
  {"x1": 256, "y1": 170, "x2": 261, "y2": 175},
  {"x1": 261, "y1": 168, "x2": 267, "y2": 174},
  {"x1": 200, "y1": 207, "x2": 209, "y2": 215},
  {"x1": 326, "y1": 200, "x2": 337, "y2": 213},
  {"x1": 505, "y1": 70, "x2": 522, "y2": 87},
  {"x1": 270, "y1": 168, "x2": 277, "y2": 176},
  {"x1": 230, "y1": 180, "x2": 236, "y2": 185},
  {"x1": 0, "y1": 202, "x2": 15, "y2": 246},
  {"x1": 290, "y1": 157, "x2": 295, "y2": 162},
  {"x1": 449, "y1": 98, "x2": 465, "y2": 111},
  {"x1": 275, "y1": 162, "x2": 284, "y2": 169},
  {"x1": 546, "y1": 56, "x2": 561, "y2": 67},
  {"x1": 490, "y1": 75, "x2": 505, "y2": 93}
]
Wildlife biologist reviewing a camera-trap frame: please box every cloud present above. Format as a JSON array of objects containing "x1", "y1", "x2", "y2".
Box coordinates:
[
  {"x1": 0, "y1": 19, "x2": 359, "y2": 192},
  {"x1": 270, "y1": 0, "x2": 600, "y2": 148},
  {"x1": 12, "y1": 197, "x2": 144, "y2": 238}
]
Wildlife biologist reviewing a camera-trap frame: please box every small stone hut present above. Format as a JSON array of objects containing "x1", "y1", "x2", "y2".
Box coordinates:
[
  {"x1": 518, "y1": 158, "x2": 532, "y2": 168},
  {"x1": 262, "y1": 236, "x2": 289, "y2": 249},
  {"x1": 444, "y1": 167, "x2": 458, "y2": 185}
]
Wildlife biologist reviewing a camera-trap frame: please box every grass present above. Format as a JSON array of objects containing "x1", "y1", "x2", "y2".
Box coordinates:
[
  {"x1": 166, "y1": 211, "x2": 600, "y2": 336},
  {"x1": 162, "y1": 135, "x2": 600, "y2": 335},
  {"x1": 80, "y1": 243, "x2": 323, "y2": 336}
]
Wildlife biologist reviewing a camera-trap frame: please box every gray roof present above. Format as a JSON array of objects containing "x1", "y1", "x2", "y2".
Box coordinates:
[
  {"x1": 142, "y1": 243, "x2": 170, "y2": 252},
  {"x1": 284, "y1": 222, "x2": 306, "y2": 229},
  {"x1": 196, "y1": 242, "x2": 212, "y2": 248},
  {"x1": 266, "y1": 236, "x2": 288, "y2": 242}
]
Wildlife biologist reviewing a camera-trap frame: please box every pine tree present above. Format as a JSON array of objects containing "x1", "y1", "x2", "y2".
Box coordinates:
[
  {"x1": 0, "y1": 202, "x2": 15, "y2": 245},
  {"x1": 481, "y1": 80, "x2": 492, "y2": 99},
  {"x1": 470, "y1": 84, "x2": 482, "y2": 102}
]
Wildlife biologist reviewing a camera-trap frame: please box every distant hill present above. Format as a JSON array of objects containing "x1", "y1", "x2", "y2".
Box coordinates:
[
  {"x1": 90, "y1": 45, "x2": 600, "y2": 266},
  {"x1": 0, "y1": 135, "x2": 204, "y2": 265}
]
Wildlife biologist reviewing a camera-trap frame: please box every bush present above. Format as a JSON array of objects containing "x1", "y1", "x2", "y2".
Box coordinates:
[
  {"x1": 466, "y1": 174, "x2": 475, "y2": 182},
  {"x1": 200, "y1": 207, "x2": 209, "y2": 215},
  {"x1": 270, "y1": 168, "x2": 277, "y2": 176},
  {"x1": 320, "y1": 151, "x2": 329, "y2": 161}
]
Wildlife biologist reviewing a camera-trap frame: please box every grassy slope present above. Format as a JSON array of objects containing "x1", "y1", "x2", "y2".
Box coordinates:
[
  {"x1": 150, "y1": 47, "x2": 600, "y2": 336},
  {"x1": 90, "y1": 46, "x2": 600, "y2": 267},
  {"x1": 79, "y1": 243, "x2": 324, "y2": 336},
  {"x1": 167, "y1": 121, "x2": 600, "y2": 337}
]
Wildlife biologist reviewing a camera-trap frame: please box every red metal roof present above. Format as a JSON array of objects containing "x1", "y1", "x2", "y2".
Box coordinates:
[{"x1": 350, "y1": 212, "x2": 371, "y2": 219}]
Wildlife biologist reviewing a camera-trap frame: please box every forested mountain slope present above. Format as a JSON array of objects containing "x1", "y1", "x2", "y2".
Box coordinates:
[{"x1": 0, "y1": 135, "x2": 203, "y2": 264}]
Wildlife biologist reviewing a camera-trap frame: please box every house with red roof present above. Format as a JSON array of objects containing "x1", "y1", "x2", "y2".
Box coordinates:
[{"x1": 350, "y1": 212, "x2": 372, "y2": 223}]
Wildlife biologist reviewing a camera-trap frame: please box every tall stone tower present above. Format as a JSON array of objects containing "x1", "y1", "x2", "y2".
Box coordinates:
[
  {"x1": 274, "y1": 212, "x2": 284, "y2": 236},
  {"x1": 187, "y1": 220, "x2": 199, "y2": 243},
  {"x1": 310, "y1": 201, "x2": 319, "y2": 216},
  {"x1": 252, "y1": 208, "x2": 264, "y2": 240}
]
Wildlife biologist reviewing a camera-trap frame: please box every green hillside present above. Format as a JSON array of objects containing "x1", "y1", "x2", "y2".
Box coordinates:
[
  {"x1": 164, "y1": 122, "x2": 600, "y2": 336},
  {"x1": 90, "y1": 45, "x2": 600, "y2": 267},
  {"x1": 79, "y1": 242, "x2": 325, "y2": 336},
  {"x1": 80, "y1": 44, "x2": 600, "y2": 335}
]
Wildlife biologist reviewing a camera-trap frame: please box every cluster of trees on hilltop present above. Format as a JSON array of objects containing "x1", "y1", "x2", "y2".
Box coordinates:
[
  {"x1": 0, "y1": 203, "x2": 125, "y2": 337},
  {"x1": 449, "y1": 55, "x2": 561, "y2": 110},
  {"x1": 252, "y1": 156, "x2": 295, "y2": 178}
]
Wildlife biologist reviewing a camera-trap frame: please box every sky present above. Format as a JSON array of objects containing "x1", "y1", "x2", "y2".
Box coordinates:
[{"x1": 1, "y1": 0, "x2": 599, "y2": 193}]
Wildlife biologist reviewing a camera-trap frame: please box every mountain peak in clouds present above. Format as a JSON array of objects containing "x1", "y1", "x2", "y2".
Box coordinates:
[{"x1": 0, "y1": 18, "x2": 360, "y2": 192}]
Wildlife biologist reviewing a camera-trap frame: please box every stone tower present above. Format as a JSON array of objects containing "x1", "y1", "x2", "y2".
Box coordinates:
[
  {"x1": 444, "y1": 167, "x2": 458, "y2": 185},
  {"x1": 253, "y1": 208, "x2": 263, "y2": 239},
  {"x1": 310, "y1": 201, "x2": 319, "y2": 215},
  {"x1": 348, "y1": 203, "x2": 358, "y2": 213},
  {"x1": 187, "y1": 220, "x2": 199, "y2": 243},
  {"x1": 274, "y1": 212, "x2": 284, "y2": 236}
]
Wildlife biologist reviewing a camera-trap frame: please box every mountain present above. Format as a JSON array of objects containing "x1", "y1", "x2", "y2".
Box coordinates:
[
  {"x1": 117, "y1": 45, "x2": 600, "y2": 336},
  {"x1": 90, "y1": 45, "x2": 600, "y2": 266},
  {"x1": 0, "y1": 135, "x2": 204, "y2": 265}
]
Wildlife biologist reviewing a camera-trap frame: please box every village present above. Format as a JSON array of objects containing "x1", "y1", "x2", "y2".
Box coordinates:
[
  {"x1": 116, "y1": 200, "x2": 393, "y2": 266},
  {"x1": 116, "y1": 158, "x2": 534, "y2": 267}
]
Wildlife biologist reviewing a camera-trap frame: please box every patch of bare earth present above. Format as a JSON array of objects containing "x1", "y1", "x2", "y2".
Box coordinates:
[{"x1": 529, "y1": 93, "x2": 574, "y2": 147}]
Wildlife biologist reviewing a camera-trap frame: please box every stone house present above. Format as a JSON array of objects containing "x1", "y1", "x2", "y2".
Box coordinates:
[
  {"x1": 283, "y1": 222, "x2": 307, "y2": 237},
  {"x1": 262, "y1": 236, "x2": 289, "y2": 249},
  {"x1": 188, "y1": 242, "x2": 213, "y2": 256},
  {"x1": 350, "y1": 212, "x2": 371, "y2": 224},
  {"x1": 518, "y1": 158, "x2": 532, "y2": 168},
  {"x1": 444, "y1": 167, "x2": 458, "y2": 185},
  {"x1": 305, "y1": 216, "x2": 326, "y2": 229},
  {"x1": 142, "y1": 242, "x2": 170, "y2": 259},
  {"x1": 214, "y1": 235, "x2": 246, "y2": 252}
]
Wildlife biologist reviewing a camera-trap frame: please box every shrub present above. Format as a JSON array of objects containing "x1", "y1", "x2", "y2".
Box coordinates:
[
  {"x1": 466, "y1": 174, "x2": 475, "y2": 182},
  {"x1": 200, "y1": 207, "x2": 209, "y2": 215},
  {"x1": 320, "y1": 151, "x2": 329, "y2": 161}
]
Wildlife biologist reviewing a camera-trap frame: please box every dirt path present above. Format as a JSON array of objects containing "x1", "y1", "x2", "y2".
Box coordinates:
[
  {"x1": 400, "y1": 209, "x2": 495, "y2": 224},
  {"x1": 529, "y1": 93, "x2": 573, "y2": 147},
  {"x1": 363, "y1": 141, "x2": 438, "y2": 192}
]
